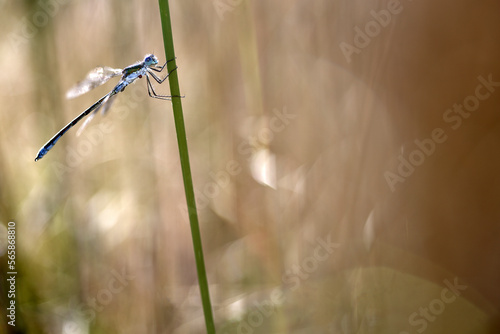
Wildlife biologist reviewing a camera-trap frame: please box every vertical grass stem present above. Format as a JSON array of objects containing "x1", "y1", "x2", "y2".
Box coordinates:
[{"x1": 157, "y1": 1, "x2": 216, "y2": 332}]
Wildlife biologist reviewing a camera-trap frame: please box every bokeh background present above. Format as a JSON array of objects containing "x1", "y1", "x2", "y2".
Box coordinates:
[{"x1": 1, "y1": 0, "x2": 500, "y2": 333}]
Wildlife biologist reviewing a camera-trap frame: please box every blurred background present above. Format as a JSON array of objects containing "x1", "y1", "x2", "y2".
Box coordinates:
[{"x1": 1, "y1": 0, "x2": 500, "y2": 333}]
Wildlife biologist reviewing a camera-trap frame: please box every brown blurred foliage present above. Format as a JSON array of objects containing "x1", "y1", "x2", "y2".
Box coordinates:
[{"x1": 0, "y1": 0, "x2": 499, "y2": 333}]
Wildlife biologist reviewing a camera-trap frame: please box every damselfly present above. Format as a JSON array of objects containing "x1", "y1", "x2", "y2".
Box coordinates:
[{"x1": 35, "y1": 54, "x2": 176, "y2": 161}]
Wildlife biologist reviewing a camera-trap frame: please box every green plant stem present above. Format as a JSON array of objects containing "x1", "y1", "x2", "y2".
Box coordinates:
[{"x1": 157, "y1": 1, "x2": 216, "y2": 333}]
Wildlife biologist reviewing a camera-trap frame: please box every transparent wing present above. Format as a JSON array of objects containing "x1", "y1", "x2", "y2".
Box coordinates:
[
  {"x1": 101, "y1": 94, "x2": 117, "y2": 116},
  {"x1": 66, "y1": 66, "x2": 122, "y2": 99},
  {"x1": 75, "y1": 94, "x2": 111, "y2": 136}
]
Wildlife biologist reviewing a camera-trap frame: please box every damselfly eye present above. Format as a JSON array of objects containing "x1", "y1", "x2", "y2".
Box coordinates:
[{"x1": 145, "y1": 57, "x2": 151, "y2": 62}]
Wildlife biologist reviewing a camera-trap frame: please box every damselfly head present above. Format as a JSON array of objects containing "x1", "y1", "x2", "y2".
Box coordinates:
[{"x1": 144, "y1": 54, "x2": 158, "y2": 66}]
